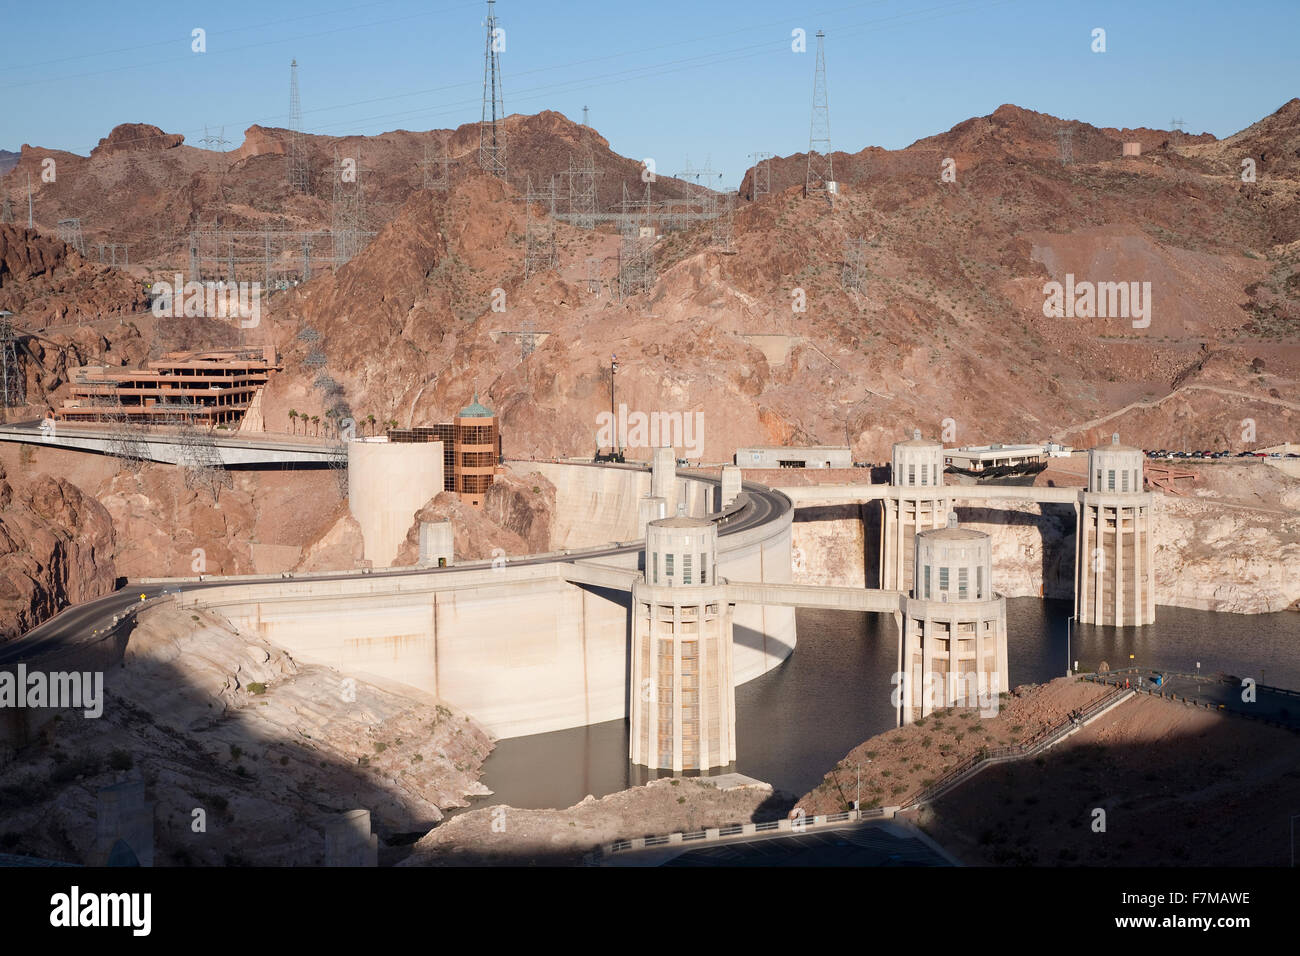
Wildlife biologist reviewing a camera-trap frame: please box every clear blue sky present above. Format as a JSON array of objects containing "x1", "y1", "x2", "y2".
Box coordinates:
[{"x1": 1, "y1": 0, "x2": 1295, "y2": 185}]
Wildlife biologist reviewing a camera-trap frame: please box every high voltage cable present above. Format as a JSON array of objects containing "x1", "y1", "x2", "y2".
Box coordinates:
[{"x1": 18, "y1": 0, "x2": 1020, "y2": 157}]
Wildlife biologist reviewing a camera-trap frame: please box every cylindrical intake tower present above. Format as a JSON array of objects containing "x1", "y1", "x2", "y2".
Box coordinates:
[
  {"x1": 881, "y1": 430, "x2": 951, "y2": 592},
  {"x1": 630, "y1": 516, "x2": 735, "y2": 773},
  {"x1": 1075, "y1": 433, "x2": 1155, "y2": 626},
  {"x1": 899, "y1": 515, "x2": 1008, "y2": 725}
]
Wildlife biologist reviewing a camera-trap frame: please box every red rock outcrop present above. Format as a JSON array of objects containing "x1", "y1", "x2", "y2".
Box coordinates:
[
  {"x1": 90, "y1": 123, "x2": 184, "y2": 157},
  {"x1": 0, "y1": 465, "x2": 116, "y2": 641}
]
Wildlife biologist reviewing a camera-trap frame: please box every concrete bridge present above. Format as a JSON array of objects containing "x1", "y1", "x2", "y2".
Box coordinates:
[{"x1": 0, "y1": 420, "x2": 340, "y2": 466}]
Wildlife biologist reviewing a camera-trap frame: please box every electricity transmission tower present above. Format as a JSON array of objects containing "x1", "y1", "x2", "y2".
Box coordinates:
[
  {"x1": 618, "y1": 184, "x2": 655, "y2": 301},
  {"x1": 175, "y1": 418, "x2": 232, "y2": 502},
  {"x1": 331, "y1": 149, "x2": 366, "y2": 265},
  {"x1": 1, "y1": 199, "x2": 14, "y2": 223},
  {"x1": 0, "y1": 313, "x2": 24, "y2": 408},
  {"x1": 200, "y1": 126, "x2": 230, "y2": 151},
  {"x1": 677, "y1": 156, "x2": 720, "y2": 221},
  {"x1": 805, "y1": 30, "x2": 834, "y2": 200},
  {"x1": 750, "y1": 151, "x2": 773, "y2": 200},
  {"x1": 523, "y1": 176, "x2": 557, "y2": 278},
  {"x1": 566, "y1": 150, "x2": 598, "y2": 229},
  {"x1": 1056, "y1": 128, "x2": 1074, "y2": 165},
  {"x1": 57, "y1": 218, "x2": 87, "y2": 256},
  {"x1": 106, "y1": 407, "x2": 150, "y2": 473},
  {"x1": 842, "y1": 238, "x2": 867, "y2": 294},
  {"x1": 420, "y1": 133, "x2": 453, "y2": 191},
  {"x1": 711, "y1": 190, "x2": 736, "y2": 251},
  {"x1": 288, "y1": 59, "x2": 309, "y2": 194},
  {"x1": 479, "y1": 0, "x2": 507, "y2": 179}
]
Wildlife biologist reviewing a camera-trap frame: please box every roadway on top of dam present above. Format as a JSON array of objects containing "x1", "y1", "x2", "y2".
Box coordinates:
[
  {"x1": 777, "y1": 482, "x2": 1084, "y2": 506},
  {"x1": 0, "y1": 470, "x2": 791, "y2": 666},
  {"x1": 0, "y1": 419, "x2": 341, "y2": 466}
]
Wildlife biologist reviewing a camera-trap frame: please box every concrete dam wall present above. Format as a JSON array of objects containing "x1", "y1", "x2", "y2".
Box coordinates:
[
  {"x1": 507, "y1": 460, "x2": 713, "y2": 550},
  {"x1": 183, "y1": 466, "x2": 796, "y2": 739}
]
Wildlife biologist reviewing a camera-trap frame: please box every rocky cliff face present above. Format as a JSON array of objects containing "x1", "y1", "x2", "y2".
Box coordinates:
[
  {"x1": 0, "y1": 224, "x2": 148, "y2": 328},
  {"x1": 0, "y1": 465, "x2": 116, "y2": 641},
  {"x1": 0, "y1": 604, "x2": 492, "y2": 865},
  {"x1": 392, "y1": 470, "x2": 556, "y2": 566},
  {"x1": 792, "y1": 472, "x2": 1300, "y2": 614}
]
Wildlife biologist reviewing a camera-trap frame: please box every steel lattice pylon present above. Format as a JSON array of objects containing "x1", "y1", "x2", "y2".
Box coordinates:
[
  {"x1": 805, "y1": 30, "x2": 834, "y2": 201},
  {"x1": 420, "y1": 132, "x2": 453, "y2": 191},
  {"x1": 57, "y1": 218, "x2": 87, "y2": 256},
  {"x1": 566, "y1": 150, "x2": 598, "y2": 229},
  {"x1": 0, "y1": 315, "x2": 25, "y2": 408},
  {"x1": 749, "y1": 151, "x2": 773, "y2": 200},
  {"x1": 1057, "y1": 128, "x2": 1074, "y2": 166},
  {"x1": 479, "y1": 0, "x2": 507, "y2": 179},
  {"x1": 331, "y1": 149, "x2": 367, "y2": 265},
  {"x1": 105, "y1": 407, "x2": 150, "y2": 473},
  {"x1": 842, "y1": 238, "x2": 867, "y2": 294},
  {"x1": 523, "y1": 175, "x2": 557, "y2": 278},
  {"x1": 288, "y1": 60, "x2": 310, "y2": 194}
]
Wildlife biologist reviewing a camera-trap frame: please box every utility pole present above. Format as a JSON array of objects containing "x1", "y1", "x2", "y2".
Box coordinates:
[
  {"x1": 805, "y1": 29, "x2": 834, "y2": 201},
  {"x1": 1066, "y1": 617, "x2": 1072, "y2": 678},
  {"x1": 479, "y1": 0, "x2": 507, "y2": 179},
  {"x1": 610, "y1": 353, "x2": 619, "y2": 458}
]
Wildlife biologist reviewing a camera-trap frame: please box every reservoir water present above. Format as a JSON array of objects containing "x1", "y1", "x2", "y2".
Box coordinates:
[{"x1": 473, "y1": 599, "x2": 1299, "y2": 810}]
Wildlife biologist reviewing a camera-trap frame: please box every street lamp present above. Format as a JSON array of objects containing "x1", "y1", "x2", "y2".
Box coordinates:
[
  {"x1": 1066, "y1": 616, "x2": 1071, "y2": 678},
  {"x1": 609, "y1": 353, "x2": 619, "y2": 459}
]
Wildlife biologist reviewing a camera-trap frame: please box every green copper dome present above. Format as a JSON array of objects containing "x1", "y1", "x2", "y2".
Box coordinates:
[{"x1": 458, "y1": 392, "x2": 494, "y2": 418}]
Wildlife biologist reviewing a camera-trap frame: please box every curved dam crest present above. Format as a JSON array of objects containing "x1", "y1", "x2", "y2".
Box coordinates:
[{"x1": 181, "y1": 462, "x2": 797, "y2": 739}]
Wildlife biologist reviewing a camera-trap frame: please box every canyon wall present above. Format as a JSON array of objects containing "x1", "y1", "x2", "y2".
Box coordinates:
[{"x1": 792, "y1": 492, "x2": 1300, "y2": 614}]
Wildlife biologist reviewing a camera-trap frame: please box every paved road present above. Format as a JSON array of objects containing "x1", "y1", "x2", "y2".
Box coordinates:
[
  {"x1": 0, "y1": 475, "x2": 789, "y2": 668},
  {"x1": 1094, "y1": 670, "x2": 1300, "y2": 729},
  {"x1": 605, "y1": 822, "x2": 953, "y2": 867}
]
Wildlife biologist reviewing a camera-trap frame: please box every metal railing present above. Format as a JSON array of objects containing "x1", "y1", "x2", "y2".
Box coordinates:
[{"x1": 902, "y1": 684, "x2": 1130, "y2": 809}]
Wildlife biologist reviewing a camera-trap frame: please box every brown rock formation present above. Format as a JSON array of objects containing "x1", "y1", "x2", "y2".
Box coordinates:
[{"x1": 0, "y1": 465, "x2": 116, "y2": 641}]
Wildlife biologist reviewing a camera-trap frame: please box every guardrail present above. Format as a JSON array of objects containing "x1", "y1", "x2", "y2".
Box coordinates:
[
  {"x1": 1085, "y1": 673, "x2": 1300, "y2": 731},
  {"x1": 588, "y1": 805, "x2": 898, "y2": 861},
  {"x1": 902, "y1": 684, "x2": 1131, "y2": 809}
]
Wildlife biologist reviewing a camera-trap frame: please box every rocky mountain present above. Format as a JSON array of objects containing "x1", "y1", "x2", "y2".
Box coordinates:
[{"x1": 234, "y1": 102, "x2": 1298, "y2": 464}]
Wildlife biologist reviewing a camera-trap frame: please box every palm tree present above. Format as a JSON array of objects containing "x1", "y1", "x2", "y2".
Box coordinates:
[
  {"x1": 288, "y1": 409, "x2": 298, "y2": 435},
  {"x1": 324, "y1": 408, "x2": 337, "y2": 437},
  {"x1": 311, "y1": 415, "x2": 320, "y2": 436},
  {"x1": 367, "y1": 414, "x2": 376, "y2": 437}
]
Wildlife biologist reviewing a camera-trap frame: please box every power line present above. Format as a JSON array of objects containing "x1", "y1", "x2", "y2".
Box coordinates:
[{"x1": 27, "y1": 0, "x2": 1022, "y2": 156}]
